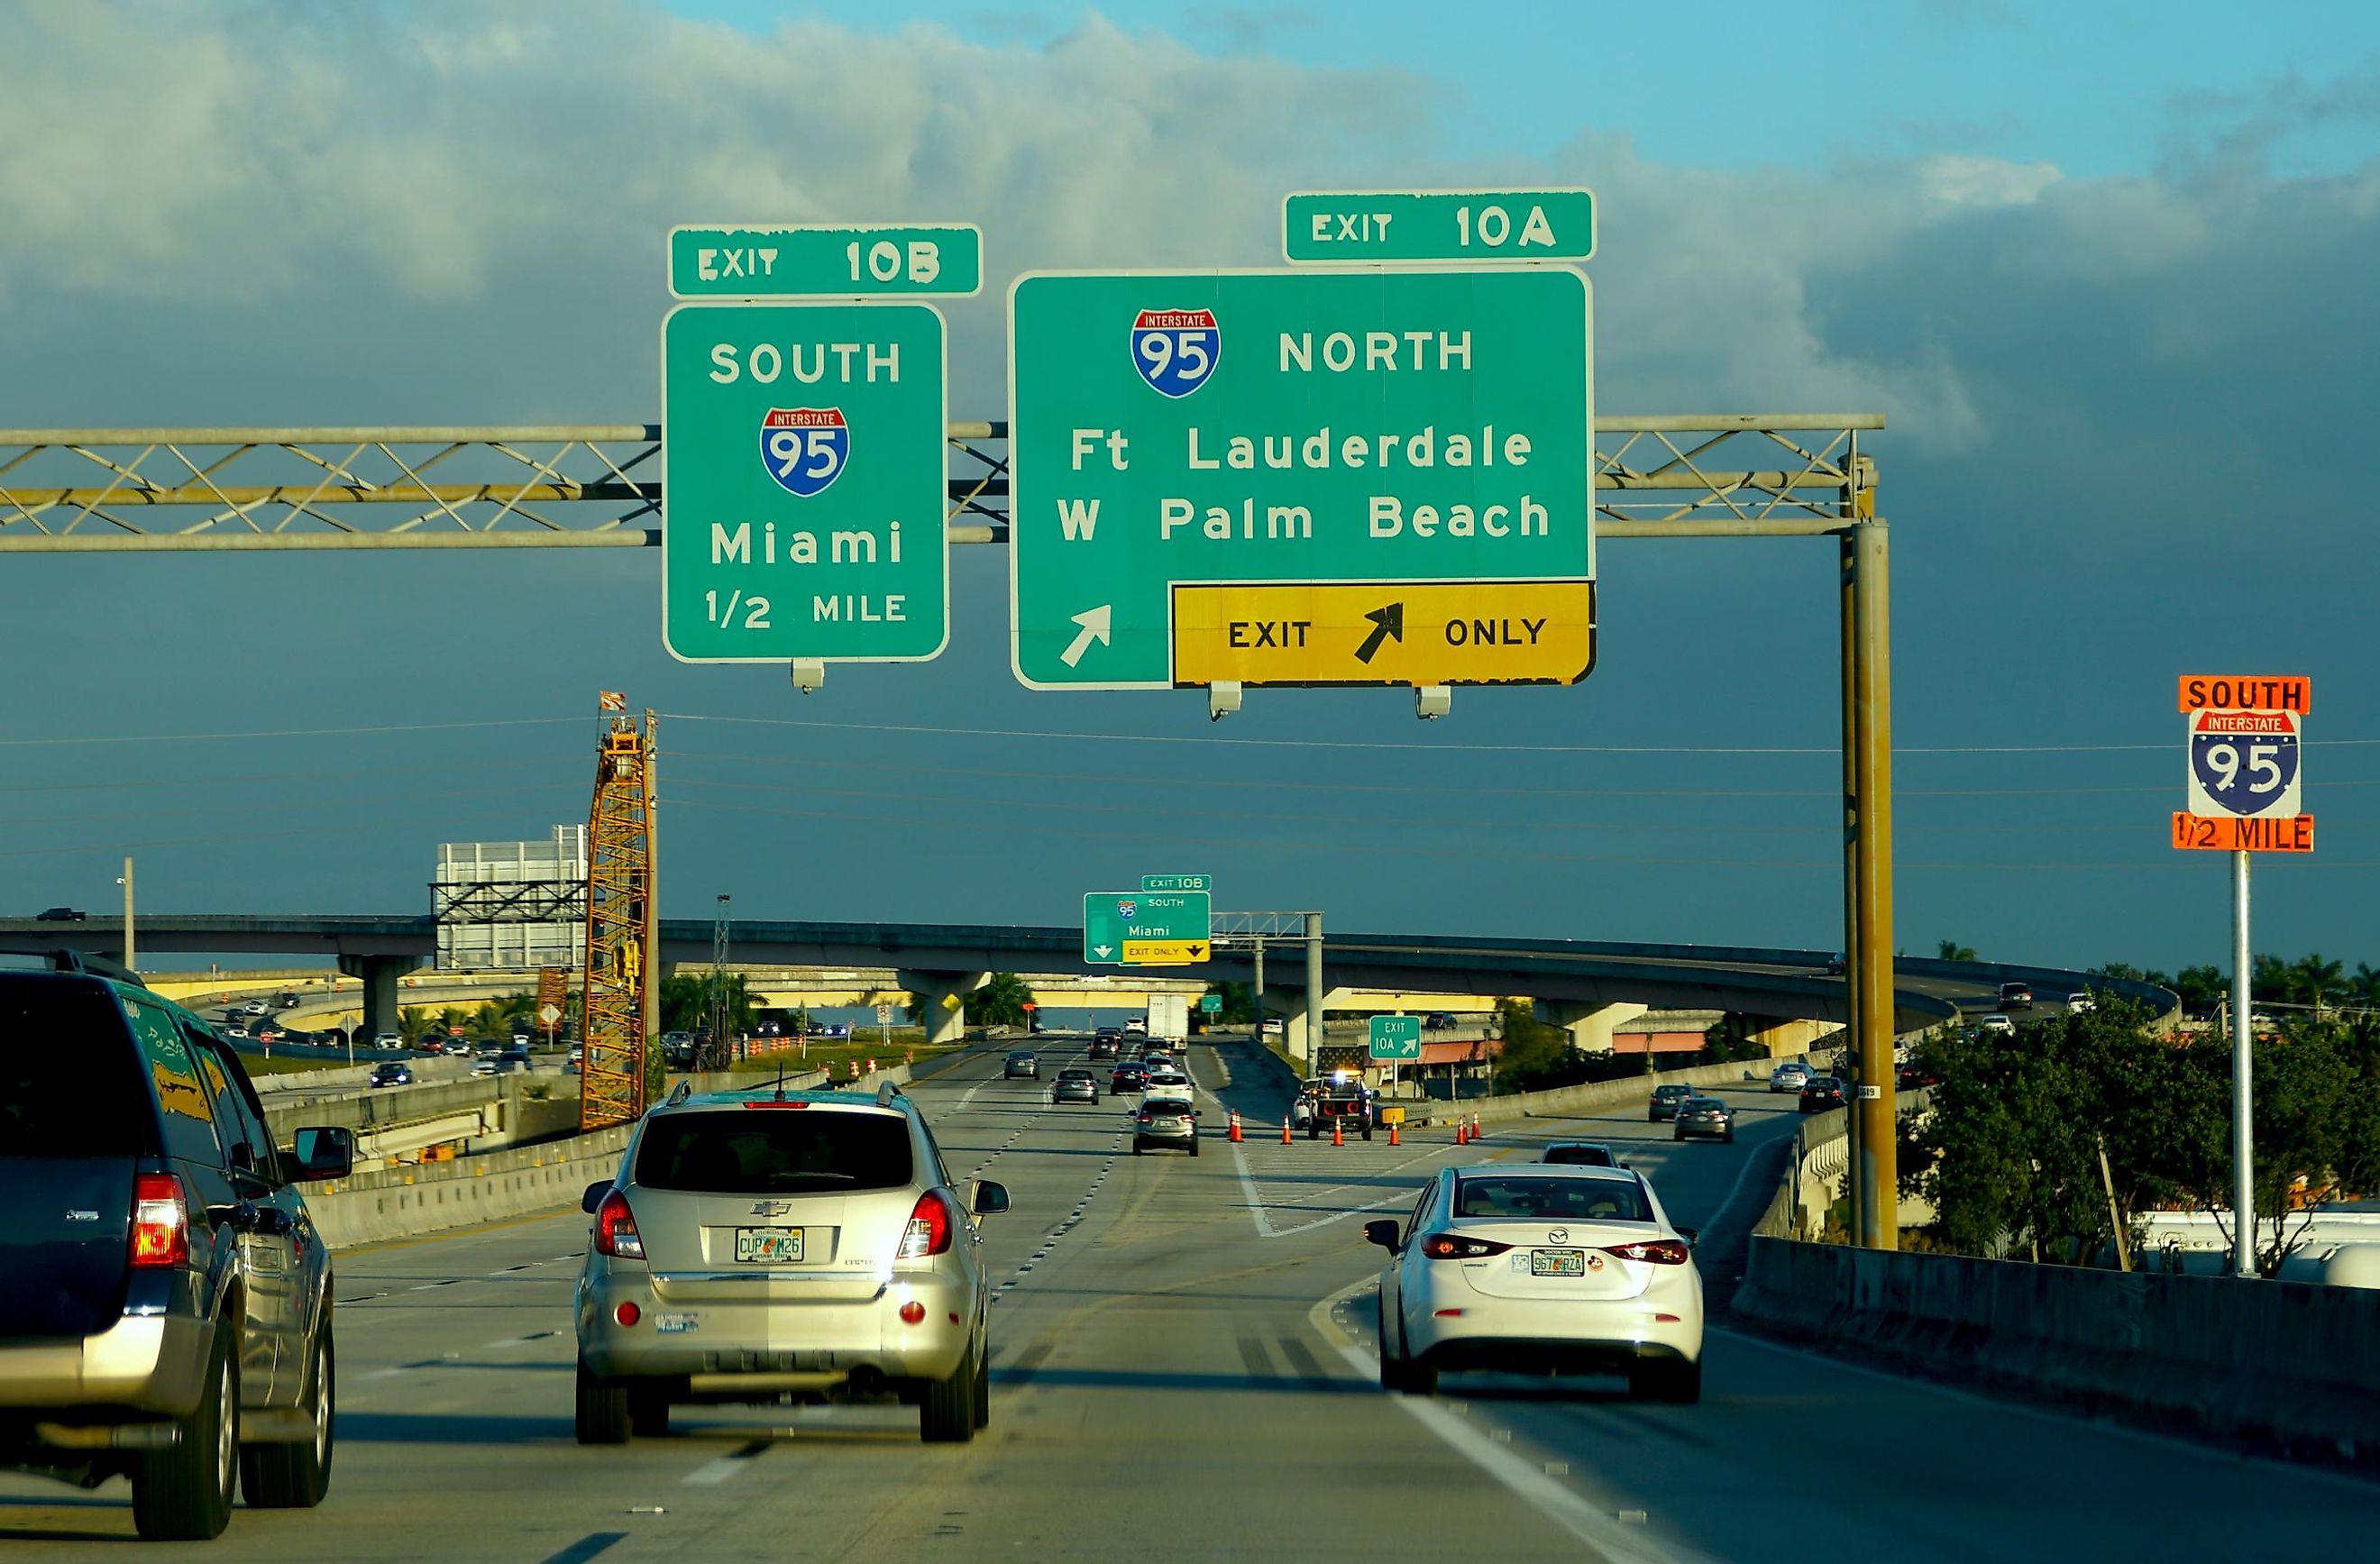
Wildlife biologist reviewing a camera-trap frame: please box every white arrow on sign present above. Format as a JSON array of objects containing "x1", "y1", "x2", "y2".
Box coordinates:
[
  {"x1": 1094, "y1": 944, "x2": 1114, "y2": 958},
  {"x1": 1058, "y1": 604, "x2": 1112, "y2": 668}
]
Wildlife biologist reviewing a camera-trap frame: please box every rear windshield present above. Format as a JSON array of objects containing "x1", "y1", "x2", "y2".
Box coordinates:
[
  {"x1": 1543, "y1": 1146, "x2": 1615, "y2": 1166},
  {"x1": 635, "y1": 1109, "x2": 914, "y2": 1194},
  {"x1": 1144, "y1": 1098, "x2": 1194, "y2": 1113},
  {"x1": 0, "y1": 983, "x2": 145, "y2": 1157},
  {"x1": 1454, "y1": 1175, "x2": 1652, "y2": 1224}
]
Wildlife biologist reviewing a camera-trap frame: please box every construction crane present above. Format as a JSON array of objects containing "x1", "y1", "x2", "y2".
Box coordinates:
[{"x1": 580, "y1": 699, "x2": 657, "y2": 1130}]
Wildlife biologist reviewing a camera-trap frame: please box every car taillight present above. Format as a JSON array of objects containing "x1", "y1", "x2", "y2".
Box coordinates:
[
  {"x1": 129, "y1": 1173, "x2": 188, "y2": 1268},
  {"x1": 1605, "y1": 1239, "x2": 1692, "y2": 1266},
  {"x1": 594, "y1": 1189, "x2": 645, "y2": 1258},
  {"x1": 898, "y1": 1191, "x2": 954, "y2": 1259},
  {"x1": 1138, "y1": 1111, "x2": 1153, "y2": 1123},
  {"x1": 1419, "y1": 1232, "x2": 1512, "y2": 1260}
]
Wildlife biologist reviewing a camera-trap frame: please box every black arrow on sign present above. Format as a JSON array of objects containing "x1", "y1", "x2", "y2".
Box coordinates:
[
  {"x1": 1355, "y1": 602, "x2": 1405, "y2": 665},
  {"x1": 1188, "y1": 943, "x2": 1206, "y2": 959}
]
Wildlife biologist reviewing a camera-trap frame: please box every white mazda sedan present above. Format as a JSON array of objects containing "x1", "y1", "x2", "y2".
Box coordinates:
[{"x1": 1368, "y1": 1165, "x2": 1704, "y2": 1403}]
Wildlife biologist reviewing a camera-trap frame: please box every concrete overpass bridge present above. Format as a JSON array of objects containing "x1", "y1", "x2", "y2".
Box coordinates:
[{"x1": 0, "y1": 914, "x2": 2171, "y2": 1057}]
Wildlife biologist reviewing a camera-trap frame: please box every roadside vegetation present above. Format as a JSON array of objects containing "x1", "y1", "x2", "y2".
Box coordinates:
[{"x1": 1898, "y1": 997, "x2": 2379, "y2": 1276}]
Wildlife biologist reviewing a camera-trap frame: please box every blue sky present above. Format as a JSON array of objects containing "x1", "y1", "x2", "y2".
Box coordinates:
[{"x1": 2, "y1": 1, "x2": 2375, "y2": 977}]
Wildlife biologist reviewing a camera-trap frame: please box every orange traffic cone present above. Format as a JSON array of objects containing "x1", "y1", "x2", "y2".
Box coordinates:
[
  {"x1": 1389, "y1": 1121, "x2": 1401, "y2": 1147},
  {"x1": 1332, "y1": 1117, "x2": 1344, "y2": 1148},
  {"x1": 1470, "y1": 1113, "x2": 1482, "y2": 1142},
  {"x1": 1454, "y1": 1120, "x2": 1467, "y2": 1145},
  {"x1": 1281, "y1": 1119, "x2": 1293, "y2": 1145},
  {"x1": 1229, "y1": 1111, "x2": 1242, "y2": 1143}
]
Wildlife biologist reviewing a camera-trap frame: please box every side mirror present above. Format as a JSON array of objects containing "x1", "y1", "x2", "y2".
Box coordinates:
[
  {"x1": 1678, "y1": 1227, "x2": 1699, "y2": 1249},
  {"x1": 581, "y1": 1181, "x2": 612, "y2": 1214},
  {"x1": 1363, "y1": 1219, "x2": 1401, "y2": 1250},
  {"x1": 972, "y1": 1180, "x2": 1010, "y2": 1217},
  {"x1": 289, "y1": 1126, "x2": 354, "y2": 1181}
]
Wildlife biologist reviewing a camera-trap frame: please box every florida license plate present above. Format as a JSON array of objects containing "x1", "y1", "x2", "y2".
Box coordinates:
[
  {"x1": 734, "y1": 1227, "x2": 804, "y2": 1263},
  {"x1": 1530, "y1": 1248, "x2": 1587, "y2": 1277}
]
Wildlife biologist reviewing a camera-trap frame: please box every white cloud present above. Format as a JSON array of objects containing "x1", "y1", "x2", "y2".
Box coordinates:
[{"x1": 1918, "y1": 152, "x2": 2062, "y2": 207}]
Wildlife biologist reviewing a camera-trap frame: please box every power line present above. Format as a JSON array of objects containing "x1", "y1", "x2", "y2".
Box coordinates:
[{"x1": 0, "y1": 716, "x2": 585, "y2": 749}]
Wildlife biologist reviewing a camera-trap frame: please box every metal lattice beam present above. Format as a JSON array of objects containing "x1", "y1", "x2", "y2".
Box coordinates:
[
  {"x1": 0, "y1": 416, "x2": 1875, "y2": 549},
  {"x1": 580, "y1": 715, "x2": 654, "y2": 1132}
]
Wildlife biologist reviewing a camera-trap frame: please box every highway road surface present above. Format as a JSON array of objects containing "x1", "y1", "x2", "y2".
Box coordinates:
[{"x1": 4, "y1": 1039, "x2": 2368, "y2": 1561}]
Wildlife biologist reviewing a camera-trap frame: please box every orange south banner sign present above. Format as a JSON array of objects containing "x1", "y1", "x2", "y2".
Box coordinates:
[{"x1": 2172, "y1": 812, "x2": 2314, "y2": 853}]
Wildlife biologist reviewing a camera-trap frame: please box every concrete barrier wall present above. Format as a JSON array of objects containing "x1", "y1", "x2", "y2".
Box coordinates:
[
  {"x1": 1735, "y1": 1235, "x2": 2380, "y2": 1462},
  {"x1": 1463, "y1": 1059, "x2": 1765, "y2": 1126}
]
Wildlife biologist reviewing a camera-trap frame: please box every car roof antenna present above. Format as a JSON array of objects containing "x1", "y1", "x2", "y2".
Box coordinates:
[
  {"x1": 665, "y1": 1079, "x2": 693, "y2": 1108},
  {"x1": 774, "y1": 1059, "x2": 787, "y2": 1102}
]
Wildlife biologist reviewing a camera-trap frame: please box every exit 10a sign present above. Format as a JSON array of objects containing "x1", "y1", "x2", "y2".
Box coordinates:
[
  {"x1": 1368, "y1": 1014, "x2": 1422, "y2": 1061},
  {"x1": 1284, "y1": 189, "x2": 1596, "y2": 263}
]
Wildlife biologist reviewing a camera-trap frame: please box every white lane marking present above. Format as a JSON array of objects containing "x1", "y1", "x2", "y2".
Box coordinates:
[
  {"x1": 682, "y1": 1453, "x2": 755, "y2": 1486},
  {"x1": 351, "y1": 1367, "x2": 409, "y2": 1384},
  {"x1": 1306, "y1": 1281, "x2": 1705, "y2": 1564},
  {"x1": 1230, "y1": 1139, "x2": 1467, "y2": 1239}
]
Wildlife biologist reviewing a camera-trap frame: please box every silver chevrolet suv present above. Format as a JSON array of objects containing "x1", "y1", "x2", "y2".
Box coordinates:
[{"x1": 573, "y1": 1080, "x2": 1008, "y2": 1445}]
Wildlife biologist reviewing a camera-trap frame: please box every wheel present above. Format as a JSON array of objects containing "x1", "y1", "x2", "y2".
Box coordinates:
[
  {"x1": 921, "y1": 1342, "x2": 979, "y2": 1443},
  {"x1": 1132, "y1": 1141, "x2": 1144, "y2": 1155},
  {"x1": 1376, "y1": 1300, "x2": 1407, "y2": 1391},
  {"x1": 241, "y1": 1319, "x2": 334, "y2": 1508},
  {"x1": 1673, "y1": 1129, "x2": 1684, "y2": 1140},
  {"x1": 1189, "y1": 1137, "x2": 1201, "y2": 1157},
  {"x1": 1362, "y1": 1123, "x2": 1374, "y2": 1141},
  {"x1": 629, "y1": 1380, "x2": 670, "y2": 1439},
  {"x1": 133, "y1": 1317, "x2": 238, "y2": 1540},
  {"x1": 1401, "y1": 1349, "x2": 1438, "y2": 1397},
  {"x1": 575, "y1": 1360, "x2": 630, "y2": 1444},
  {"x1": 1648, "y1": 1111, "x2": 1660, "y2": 1121},
  {"x1": 972, "y1": 1343, "x2": 992, "y2": 1431},
  {"x1": 1630, "y1": 1358, "x2": 1702, "y2": 1404},
  {"x1": 1724, "y1": 1132, "x2": 1735, "y2": 1145},
  {"x1": 1307, "y1": 1121, "x2": 1319, "y2": 1140}
]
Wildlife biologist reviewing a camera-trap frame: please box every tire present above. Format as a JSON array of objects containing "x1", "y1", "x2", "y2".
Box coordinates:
[
  {"x1": 1724, "y1": 1132, "x2": 1735, "y2": 1145},
  {"x1": 1631, "y1": 1358, "x2": 1702, "y2": 1404},
  {"x1": 1189, "y1": 1137, "x2": 1201, "y2": 1157},
  {"x1": 1132, "y1": 1141, "x2": 1144, "y2": 1156},
  {"x1": 575, "y1": 1361, "x2": 630, "y2": 1445},
  {"x1": 972, "y1": 1344, "x2": 992, "y2": 1431},
  {"x1": 133, "y1": 1317, "x2": 238, "y2": 1541},
  {"x1": 921, "y1": 1343, "x2": 979, "y2": 1443},
  {"x1": 1362, "y1": 1123, "x2": 1374, "y2": 1141},
  {"x1": 1307, "y1": 1121, "x2": 1319, "y2": 1140},
  {"x1": 1401, "y1": 1348, "x2": 1438, "y2": 1397},
  {"x1": 1376, "y1": 1300, "x2": 1406, "y2": 1392},
  {"x1": 241, "y1": 1320, "x2": 334, "y2": 1509},
  {"x1": 629, "y1": 1380, "x2": 670, "y2": 1439}
]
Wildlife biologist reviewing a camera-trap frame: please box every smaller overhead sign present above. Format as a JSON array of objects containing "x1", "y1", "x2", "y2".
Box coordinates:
[
  {"x1": 1141, "y1": 873, "x2": 1211, "y2": 892},
  {"x1": 1200, "y1": 993, "x2": 1222, "y2": 1014},
  {"x1": 1083, "y1": 892, "x2": 1212, "y2": 965},
  {"x1": 1284, "y1": 188, "x2": 1596, "y2": 263},
  {"x1": 2173, "y1": 674, "x2": 2313, "y2": 854},
  {"x1": 1368, "y1": 1014, "x2": 1423, "y2": 1061},
  {"x1": 670, "y1": 224, "x2": 983, "y2": 297}
]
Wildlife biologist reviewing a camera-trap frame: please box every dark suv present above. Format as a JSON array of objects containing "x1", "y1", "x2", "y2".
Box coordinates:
[{"x1": 0, "y1": 956, "x2": 354, "y2": 1540}]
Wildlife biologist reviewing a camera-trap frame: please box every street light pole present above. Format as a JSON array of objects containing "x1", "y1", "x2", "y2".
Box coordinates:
[{"x1": 116, "y1": 857, "x2": 134, "y2": 976}]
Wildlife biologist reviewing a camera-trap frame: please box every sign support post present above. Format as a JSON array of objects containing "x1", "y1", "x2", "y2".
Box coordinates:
[
  {"x1": 1304, "y1": 913, "x2": 1324, "y2": 1076},
  {"x1": 1848, "y1": 517, "x2": 1896, "y2": 1251},
  {"x1": 2231, "y1": 849, "x2": 2255, "y2": 1278}
]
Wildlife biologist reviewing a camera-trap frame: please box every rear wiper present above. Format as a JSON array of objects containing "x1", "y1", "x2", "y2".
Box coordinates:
[{"x1": 765, "y1": 1171, "x2": 857, "y2": 1187}]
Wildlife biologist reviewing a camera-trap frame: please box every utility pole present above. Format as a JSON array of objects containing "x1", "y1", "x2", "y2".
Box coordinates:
[
  {"x1": 116, "y1": 857, "x2": 134, "y2": 975},
  {"x1": 1846, "y1": 505, "x2": 1898, "y2": 1251},
  {"x1": 711, "y1": 893, "x2": 732, "y2": 1069},
  {"x1": 1251, "y1": 937, "x2": 1266, "y2": 1039}
]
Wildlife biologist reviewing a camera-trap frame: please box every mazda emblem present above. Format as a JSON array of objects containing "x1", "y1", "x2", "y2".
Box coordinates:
[{"x1": 1547, "y1": 1227, "x2": 1569, "y2": 1244}]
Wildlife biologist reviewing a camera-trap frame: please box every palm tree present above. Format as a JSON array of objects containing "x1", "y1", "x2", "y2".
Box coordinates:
[
  {"x1": 1936, "y1": 941, "x2": 1977, "y2": 962},
  {"x1": 2293, "y1": 955, "x2": 2345, "y2": 1013}
]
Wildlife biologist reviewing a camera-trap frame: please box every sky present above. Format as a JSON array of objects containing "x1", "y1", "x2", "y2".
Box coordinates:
[{"x1": 1, "y1": 0, "x2": 2376, "y2": 976}]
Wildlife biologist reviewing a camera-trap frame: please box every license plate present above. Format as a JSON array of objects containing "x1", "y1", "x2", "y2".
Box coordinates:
[
  {"x1": 1530, "y1": 1248, "x2": 1587, "y2": 1277},
  {"x1": 734, "y1": 1227, "x2": 804, "y2": 1263}
]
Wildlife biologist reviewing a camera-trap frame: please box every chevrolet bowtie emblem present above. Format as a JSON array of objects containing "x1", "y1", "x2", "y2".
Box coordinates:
[{"x1": 749, "y1": 1201, "x2": 793, "y2": 1217}]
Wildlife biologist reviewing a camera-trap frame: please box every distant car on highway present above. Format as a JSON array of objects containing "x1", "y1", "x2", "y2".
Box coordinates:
[
  {"x1": 274, "y1": 991, "x2": 301, "y2": 1010},
  {"x1": 1896, "y1": 1062, "x2": 1939, "y2": 1091},
  {"x1": 369, "y1": 1060, "x2": 414, "y2": 1088},
  {"x1": 371, "y1": 1031, "x2": 400, "y2": 1050},
  {"x1": 1110, "y1": 1063, "x2": 1148, "y2": 1094},
  {"x1": 1770, "y1": 1061, "x2": 1813, "y2": 1093},
  {"x1": 1539, "y1": 1141, "x2": 1626, "y2": 1169},
  {"x1": 1368, "y1": 1165, "x2": 1703, "y2": 1402},
  {"x1": 1424, "y1": 1011, "x2": 1456, "y2": 1030},
  {"x1": 1133, "y1": 1093, "x2": 1199, "y2": 1156},
  {"x1": 573, "y1": 1081, "x2": 1005, "y2": 1446},
  {"x1": 1979, "y1": 1013, "x2": 2016, "y2": 1037},
  {"x1": 1825, "y1": 951, "x2": 1847, "y2": 974},
  {"x1": 1672, "y1": 1097, "x2": 1735, "y2": 1143},
  {"x1": 242, "y1": 998, "x2": 270, "y2": 1015},
  {"x1": 1051, "y1": 1067, "x2": 1100, "y2": 1104},
  {"x1": 1123, "y1": 1016, "x2": 1148, "y2": 1037},
  {"x1": 471, "y1": 1057, "x2": 499, "y2": 1078},
  {"x1": 1002, "y1": 1050, "x2": 1039, "y2": 1079},
  {"x1": 1647, "y1": 1084, "x2": 1695, "y2": 1121},
  {"x1": 1143, "y1": 1066, "x2": 1191, "y2": 1092},
  {"x1": 33, "y1": 906, "x2": 86, "y2": 921},
  {"x1": 1999, "y1": 982, "x2": 2033, "y2": 1011},
  {"x1": 1, "y1": 961, "x2": 353, "y2": 1538},
  {"x1": 2066, "y1": 992, "x2": 2094, "y2": 1013},
  {"x1": 1798, "y1": 1076, "x2": 1847, "y2": 1112}
]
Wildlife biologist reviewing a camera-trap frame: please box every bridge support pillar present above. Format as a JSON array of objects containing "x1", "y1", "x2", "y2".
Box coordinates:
[
  {"x1": 1741, "y1": 1015, "x2": 1839, "y2": 1059},
  {"x1": 337, "y1": 954, "x2": 426, "y2": 1046},
  {"x1": 898, "y1": 970, "x2": 991, "y2": 1047},
  {"x1": 1533, "y1": 1000, "x2": 1648, "y2": 1053}
]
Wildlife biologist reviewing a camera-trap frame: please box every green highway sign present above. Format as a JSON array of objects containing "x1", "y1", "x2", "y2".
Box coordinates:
[
  {"x1": 1009, "y1": 268, "x2": 1593, "y2": 690},
  {"x1": 1285, "y1": 189, "x2": 1596, "y2": 264},
  {"x1": 669, "y1": 224, "x2": 982, "y2": 297},
  {"x1": 1368, "y1": 1014, "x2": 1423, "y2": 1061},
  {"x1": 1200, "y1": 992, "x2": 1222, "y2": 1013},
  {"x1": 661, "y1": 302, "x2": 948, "y2": 663},
  {"x1": 1082, "y1": 891, "x2": 1212, "y2": 965},
  {"x1": 1141, "y1": 873, "x2": 1211, "y2": 892}
]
